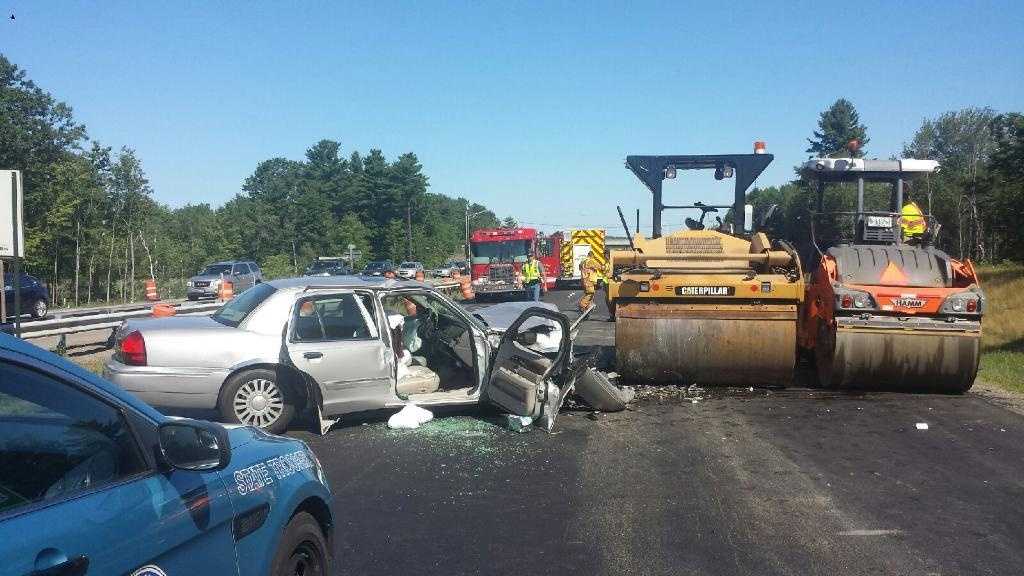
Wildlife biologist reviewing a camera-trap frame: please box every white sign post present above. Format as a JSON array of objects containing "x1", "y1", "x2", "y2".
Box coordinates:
[{"x1": 0, "y1": 171, "x2": 25, "y2": 334}]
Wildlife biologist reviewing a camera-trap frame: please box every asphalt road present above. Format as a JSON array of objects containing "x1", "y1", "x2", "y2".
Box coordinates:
[{"x1": 292, "y1": 288, "x2": 1024, "y2": 576}]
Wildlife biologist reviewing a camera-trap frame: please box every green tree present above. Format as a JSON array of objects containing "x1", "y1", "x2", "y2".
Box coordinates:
[{"x1": 807, "y1": 98, "x2": 870, "y2": 157}]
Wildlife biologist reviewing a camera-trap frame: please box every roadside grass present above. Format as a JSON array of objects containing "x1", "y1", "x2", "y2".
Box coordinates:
[
  {"x1": 78, "y1": 357, "x2": 107, "y2": 376},
  {"x1": 977, "y1": 263, "x2": 1024, "y2": 393}
]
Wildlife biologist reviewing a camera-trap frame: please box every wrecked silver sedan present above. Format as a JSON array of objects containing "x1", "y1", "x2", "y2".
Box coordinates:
[{"x1": 104, "y1": 276, "x2": 580, "y2": 433}]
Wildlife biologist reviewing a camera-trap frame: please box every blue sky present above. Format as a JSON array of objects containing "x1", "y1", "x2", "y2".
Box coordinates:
[{"x1": 3, "y1": 1, "x2": 1022, "y2": 234}]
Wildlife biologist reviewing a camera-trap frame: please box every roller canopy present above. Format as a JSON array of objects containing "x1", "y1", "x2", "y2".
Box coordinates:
[{"x1": 625, "y1": 154, "x2": 774, "y2": 238}]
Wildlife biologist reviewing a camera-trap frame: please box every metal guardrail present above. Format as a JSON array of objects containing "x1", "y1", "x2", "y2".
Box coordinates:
[{"x1": 11, "y1": 301, "x2": 223, "y2": 340}]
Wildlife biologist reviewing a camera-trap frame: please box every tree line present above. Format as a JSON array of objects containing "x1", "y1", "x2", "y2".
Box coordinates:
[
  {"x1": 747, "y1": 99, "x2": 1024, "y2": 264},
  {"x1": 1, "y1": 54, "x2": 511, "y2": 307}
]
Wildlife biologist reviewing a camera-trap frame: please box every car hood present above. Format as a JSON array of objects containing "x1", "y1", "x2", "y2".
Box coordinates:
[
  {"x1": 190, "y1": 274, "x2": 225, "y2": 282},
  {"x1": 222, "y1": 423, "x2": 285, "y2": 450},
  {"x1": 472, "y1": 301, "x2": 560, "y2": 332}
]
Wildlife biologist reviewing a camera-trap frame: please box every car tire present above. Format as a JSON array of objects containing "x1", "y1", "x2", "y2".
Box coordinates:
[
  {"x1": 218, "y1": 368, "x2": 296, "y2": 433},
  {"x1": 271, "y1": 512, "x2": 330, "y2": 576},
  {"x1": 30, "y1": 299, "x2": 47, "y2": 319}
]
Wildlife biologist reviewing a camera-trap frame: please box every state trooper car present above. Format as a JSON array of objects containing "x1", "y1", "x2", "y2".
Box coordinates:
[{"x1": 0, "y1": 335, "x2": 334, "y2": 576}]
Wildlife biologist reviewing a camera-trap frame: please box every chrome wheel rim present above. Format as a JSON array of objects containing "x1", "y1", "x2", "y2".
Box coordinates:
[
  {"x1": 34, "y1": 300, "x2": 46, "y2": 317},
  {"x1": 233, "y1": 378, "x2": 284, "y2": 428}
]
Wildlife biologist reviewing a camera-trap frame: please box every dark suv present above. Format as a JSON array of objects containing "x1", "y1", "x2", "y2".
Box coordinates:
[
  {"x1": 3, "y1": 273, "x2": 50, "y2": 319},
  {"x1": 362, "y1": 260, "x2": 394, "y2": 276}
]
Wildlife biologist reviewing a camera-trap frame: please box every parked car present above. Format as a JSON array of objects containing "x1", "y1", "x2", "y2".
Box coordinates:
[
  {"x1": 187, "y1": 260, "x2": 262, "y2": 300},
  {"x1": 0, "y1": 333, "x2": 334, "y2": 575},
  {"x1": 305, "y1": 257, "x2": 352, "y2": 276},
  {"x1": 2, "y1": 272, "x2": 49, "y2": 319},
  {"x1": 361, "y1": 260, "x2": 394, "y2": 276},
  {"x1": 395, "y1": 261, "x2": 424, "y2": 279},
  {"x1": 432, "y1": 260, "x2": 459, "y2": 277},
  {"x1": 105, "y1": 276, "x2": 579, "y2": 433}
]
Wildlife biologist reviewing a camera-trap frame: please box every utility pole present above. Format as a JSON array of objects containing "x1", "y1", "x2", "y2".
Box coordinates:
[
  {"x1": 465, "y1": 205, "x2": 487, "y2": 259},
  {"x1": 406, "y1": 203, "x2": 413, "y2": 261}
]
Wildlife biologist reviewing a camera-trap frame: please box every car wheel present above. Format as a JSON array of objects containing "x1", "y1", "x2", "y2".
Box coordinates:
[
  {"x1": 218, "y1": 368, "x2": 295, "y2": 433},
  {"x1": 271, "y1": 512, "x2": 330, "y2": 576},
  {"x1": 31, "y1": 299, "x2": 47, "y2": 319}
]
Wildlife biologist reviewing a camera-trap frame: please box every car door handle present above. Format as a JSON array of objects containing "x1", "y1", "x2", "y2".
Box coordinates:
[
  {"x1": 303, "y1": 351, "x2": 323, "y2": 359},
  {"x1": 26, "y1": 555, "x2": 89, "y2": 576}
]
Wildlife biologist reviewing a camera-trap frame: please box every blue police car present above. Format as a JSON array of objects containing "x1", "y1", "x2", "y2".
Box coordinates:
[{"x1": 0, "y1": 334, "x2": 334, "y2": 575}]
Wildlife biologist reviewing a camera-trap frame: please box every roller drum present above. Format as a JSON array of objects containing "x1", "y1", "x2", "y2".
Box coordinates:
[
  {"x1": 615, "y1": 303, "x2": 797, "y2": 385},
  {"x1": 820, "y1": 327, "x2": 980, "y2": 393}
]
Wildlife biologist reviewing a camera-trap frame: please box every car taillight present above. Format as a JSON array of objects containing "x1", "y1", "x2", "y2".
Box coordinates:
[
  {"x1": 841, "y1": 295, "x2": 853, "y2": 308},
  {"x1": 120, "y1": 331, "x2": 147, "y2": 366},
  {"x1": 966, "y1": 299, "x2": 977, "y2": 313}
]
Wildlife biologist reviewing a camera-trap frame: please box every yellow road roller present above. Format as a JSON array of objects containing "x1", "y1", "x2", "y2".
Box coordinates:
[{"x1": 607, "y1": 147, "x2": 804, "y2": 384}]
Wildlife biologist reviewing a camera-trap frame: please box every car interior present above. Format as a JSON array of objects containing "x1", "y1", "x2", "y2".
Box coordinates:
[
  {"x1": 381, "y1": 293, "x2": 480, "y2": 402},
  {"x1": 293, "y1": 297, "x2": 373, "y2": 341}
]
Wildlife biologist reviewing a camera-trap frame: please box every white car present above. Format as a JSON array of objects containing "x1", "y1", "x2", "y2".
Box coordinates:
[
  {"x1": 396, "y1": 261, "x2": 424, "y2": 279},
  {"x1": 104, "y1": 276, "x2": 579, "y2": 433}
]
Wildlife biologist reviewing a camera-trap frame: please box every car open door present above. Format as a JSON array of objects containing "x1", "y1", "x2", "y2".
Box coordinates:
[
  {"x1": 483, "y1": 307, "x2": 577, "y2": 431},
  {"x1": 284, "y1": 291, "x2": 393, "y2": 415}
]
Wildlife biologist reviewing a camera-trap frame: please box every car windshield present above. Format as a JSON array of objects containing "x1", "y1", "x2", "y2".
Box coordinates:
[
  {"x1": 365, "y1": 262, "x2": 388, "y2": 270},
  {"x1": 471, "y1": 240, "x2": 529, "y2": 264},
  {"x1": 200, "y1": 263, "x2": 232, "y2": 275},
  {"x1": 399, "y1": 262, "x2": 418, "y2": 269},
  {"x1": 211, "y1": 283, "x2": 276, "y2": 327}
]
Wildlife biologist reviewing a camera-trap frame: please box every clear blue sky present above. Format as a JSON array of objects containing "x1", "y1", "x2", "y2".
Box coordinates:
[{"x1": 4, "y1": 1, "x2": 1022, "y2": 234}]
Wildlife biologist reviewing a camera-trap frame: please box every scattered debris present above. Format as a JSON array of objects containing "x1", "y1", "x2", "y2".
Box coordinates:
[
  {"x1": 587, "y1": 412, "x2": 601, "y2": 421},
  {"x1": 502, "y1": 414, "x2": 533, "y2": 433},
  {"x1": 915, "y1": 422, "x2": 929, "y2": 430},
  {"x1": 633, "y1": 383, "x2": 705, "y2": 403},
  {"x1": 387, "y1": 404, "x2": 434, "y2": 429},
  {"x1": 573, "y1": 368, "x2": 635, "y2": 412}
]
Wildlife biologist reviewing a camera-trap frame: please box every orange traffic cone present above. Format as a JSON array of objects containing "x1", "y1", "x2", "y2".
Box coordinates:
[
  {"x1": 145, "y1": 278, "x2": 159, "y2": 301},
  {"x1": 415, "y1": 270, "x2": 425, "y2": 282},
  {"x1": 152, "y1": 303, "x2": 176, "y2": 317},
  {"x1": 459, "y1": 276, "x2": 474, "y2": 300},
  {"x1": 219, "y1": 280, "x2": 234, "y2": 301}
]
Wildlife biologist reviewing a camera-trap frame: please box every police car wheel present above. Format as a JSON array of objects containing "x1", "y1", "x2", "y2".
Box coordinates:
[
  {"x1": 219, "y1": 369, "x2": 295, "y2": 433},
  {"x1": 272, "y1": 512, "x2": 329, "y2": 576}
]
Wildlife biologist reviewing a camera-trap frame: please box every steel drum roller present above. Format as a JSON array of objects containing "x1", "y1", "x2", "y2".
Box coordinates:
[{"x1": 615, "y1": 302, "x2": 797, "y2": 384}]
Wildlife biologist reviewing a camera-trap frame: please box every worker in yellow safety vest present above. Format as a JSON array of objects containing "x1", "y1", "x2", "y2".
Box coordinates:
[
  {"x1": 901, "y1": 200, "x2": 926, "y2": 240},
  {"x1": 522, "y1": 253, "x2": 546, "y2": 301},
  {"x1": 579, "y1": 250, "x2": 602, "y2": 312}
]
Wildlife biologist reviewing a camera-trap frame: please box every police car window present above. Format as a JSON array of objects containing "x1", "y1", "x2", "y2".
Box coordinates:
[{"x1": 0, "y1": 362, "x2": 147, "y2": 515}]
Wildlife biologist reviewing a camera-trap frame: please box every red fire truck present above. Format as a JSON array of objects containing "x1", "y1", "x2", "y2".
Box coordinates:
[{"x1": 469, "y1": 228, "x2": 562, "y2": 298}]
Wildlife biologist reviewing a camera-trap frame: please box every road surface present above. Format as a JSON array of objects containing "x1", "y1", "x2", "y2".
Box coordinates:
[{"x1": 291, "y1": 288, "x2": 1024, "y2": 576}]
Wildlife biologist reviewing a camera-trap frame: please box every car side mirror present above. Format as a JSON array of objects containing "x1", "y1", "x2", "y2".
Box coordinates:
[{"x1": 158, "y1": 419, "x2": 231, "y2": 471}]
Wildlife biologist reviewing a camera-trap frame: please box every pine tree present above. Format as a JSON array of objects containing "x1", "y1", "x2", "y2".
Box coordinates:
[{"x1": 807, "y1": 99, "x2": 870, "y2": 157}]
